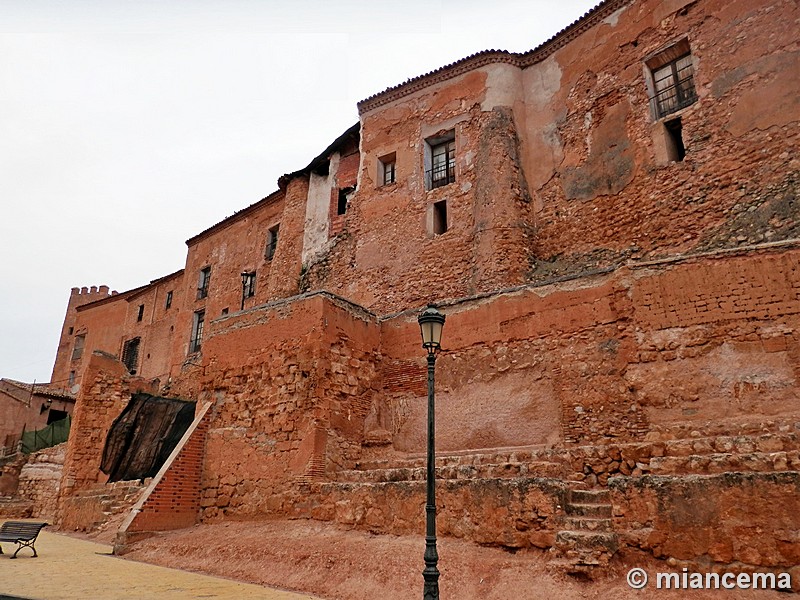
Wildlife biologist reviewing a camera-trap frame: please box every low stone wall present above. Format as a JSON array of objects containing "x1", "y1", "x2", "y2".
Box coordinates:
[
  {"x1": 609, "y1": 472, "x2": 800, "y2": 573},
  {"x1": 16, "y1": 443, "x2": 66, "y2": 520},
  {"x1": 297, "y1": 477, "x2": 567, "y2": 550},
  {"x1": 60, "y1": 480, "x2": 146, "y2": 533}
]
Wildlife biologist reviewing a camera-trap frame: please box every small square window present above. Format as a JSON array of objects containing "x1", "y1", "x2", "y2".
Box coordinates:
[
  {"x1": 68, "y1": 326, "x2": 74, "y2": 335},
  {"x1": 221, "y1": 307, "x2": 229, "y2": 316},
  {"x1": 197, "y1": 267, "x2": 211, "y2": 299},
  {"x1": 137, "y1": 304, "x2": 145, "y2": 322},
  {"x1": 379, "y1": 153, "x2": 396, "y2": 186},
  {"x1": 165, "y1": 290, "x2": 173, "y2": 309},
  {"x1": 265, "y1": 225, "x2": 279, "y2": 261}
]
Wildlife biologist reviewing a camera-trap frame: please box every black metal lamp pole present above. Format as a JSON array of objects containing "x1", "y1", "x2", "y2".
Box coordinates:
[
  {"x1": 418, "y1": 305, "x2": 445, "y2": 600},
  {"x1": 240, "y1": 272, "x2": 249, "y2": 310}
]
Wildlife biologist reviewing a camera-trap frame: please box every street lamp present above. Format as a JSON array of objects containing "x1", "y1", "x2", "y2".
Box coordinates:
[
  {"x1": 418, "y1": 305, "x2": 445, "y2": 600},
  {"x1": 240, "y1": 271, "x2": 251, "y2": 310}
]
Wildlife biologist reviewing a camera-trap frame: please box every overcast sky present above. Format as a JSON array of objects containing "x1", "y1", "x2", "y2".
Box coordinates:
[{"x1": 0, "y1": 0, "x2": 595, "y2": 384}]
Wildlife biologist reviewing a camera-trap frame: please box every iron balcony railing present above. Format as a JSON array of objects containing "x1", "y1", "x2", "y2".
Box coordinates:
[
  {"x1": 426, "y1": 163, "x2": 455, "y2": 189},
  {"x1": 650, "y1": 73, "x2": 697, "y2": 119}
]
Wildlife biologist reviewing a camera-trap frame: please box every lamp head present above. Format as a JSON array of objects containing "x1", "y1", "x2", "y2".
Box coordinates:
[{"x1": 418, "y1": 305, "x2": 445, "y2": 352}]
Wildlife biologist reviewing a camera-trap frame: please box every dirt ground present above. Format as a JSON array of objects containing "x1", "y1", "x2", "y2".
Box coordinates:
[{"x1": 117, "y1": 519, "x2": 794, "y2": 600}]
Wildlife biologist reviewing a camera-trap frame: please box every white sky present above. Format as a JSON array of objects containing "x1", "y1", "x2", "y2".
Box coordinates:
[{"x1": 0, "y1": 0, "x2": 595, "y2": 384}]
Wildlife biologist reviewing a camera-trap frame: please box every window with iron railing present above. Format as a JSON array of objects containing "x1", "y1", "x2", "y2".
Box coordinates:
[
  {"x1": 427, "y1": 138, "x2": 456, "y2": 189},
  {"x1": 646, "y1": 40, "x2": 697, "y2": 120},
  {"x1": 122, "y1": 337, "x2": 140, "y2": 374}
]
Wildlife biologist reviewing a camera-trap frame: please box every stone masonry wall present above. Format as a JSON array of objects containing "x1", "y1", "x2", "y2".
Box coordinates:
[
  {"x1": 16, "y1": 443, "x2": 66, "y2": 520},
  {"x1": 609, "y1": 472, "x2": 800, "y2": 577}
]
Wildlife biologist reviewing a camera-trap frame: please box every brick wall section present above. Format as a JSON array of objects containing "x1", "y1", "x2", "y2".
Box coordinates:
[
  {"x1": 122, "y1": 403, "x2": 211, "y2": 536},
  {"x1": 632, "y1": 250, "x2": 800, "y2": 330}
]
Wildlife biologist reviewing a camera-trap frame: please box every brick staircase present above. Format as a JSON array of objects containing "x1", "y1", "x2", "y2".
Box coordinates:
[{"x1": 550, "y1": 487, "x2": 617, "y2": 574}]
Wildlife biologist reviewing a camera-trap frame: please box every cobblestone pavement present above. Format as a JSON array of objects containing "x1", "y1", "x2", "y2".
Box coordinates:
[{"x1": 1, "y1": 526, "x2": 322, "y2": 600}]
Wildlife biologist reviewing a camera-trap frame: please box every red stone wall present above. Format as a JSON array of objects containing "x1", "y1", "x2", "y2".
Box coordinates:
[
  {"x1": 610, "y1": 472, "x2": 800, "y2": 571},
  {"x1": 521, "y1": 0, "x2": 798, "y2": 275}
]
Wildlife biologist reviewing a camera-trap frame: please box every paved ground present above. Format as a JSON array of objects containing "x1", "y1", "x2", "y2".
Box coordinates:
[{"x1": 0, "y1": 526, "x2": 322, "y2": 600}]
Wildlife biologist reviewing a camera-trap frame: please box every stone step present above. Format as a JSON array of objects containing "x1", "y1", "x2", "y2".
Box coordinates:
[
  {"x1": 338, "y1": 460, "x2": 564, "y2": 484},
  {"x1": 648, "y1": 450, "x2": 800, "y2": 475},
  {"x1": 564, "y1": 503, "x2": 612, "y2": 519},
  {"x1": 564, "y1": 516, "x2": 613, "y2": 532},
  {"x1": 568, "y1": 489, "x2": 610, "y2": 504},
  {"x1": 555, "y1": 530, "x2": 618, "y2": 552}
]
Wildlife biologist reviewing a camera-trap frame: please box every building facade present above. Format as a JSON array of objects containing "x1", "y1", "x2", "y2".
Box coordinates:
[{"x1": 46, "y1": 0, "x2": 799, "y2": 575}]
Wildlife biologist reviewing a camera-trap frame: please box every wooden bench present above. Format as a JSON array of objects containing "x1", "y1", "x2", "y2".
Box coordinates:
[{"x1": 0, "y1": 521, "x2": 48, "y2": 558}]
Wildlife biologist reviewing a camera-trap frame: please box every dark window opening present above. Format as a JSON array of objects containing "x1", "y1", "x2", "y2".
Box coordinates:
[
  {"x1": 197, "y1": 267, "x2": 211, "y2": 299},
  {"x1": 337, "y1": 187, "x2": 354, "y2": 215},
  {"x1": 71, "y1": 334, "x2": 85, "y2": 361},
  {"x1": 433, "y1": 200, "x2": 448, "y2": 235},
  {"x1": 165, "y1": 290, "x2": 173, "y2": 309},
  {"x1": 47, "y1": 408, "x2": 68, "y2": 425},
  {"x1": 190, "y1": 310, "x2": 205, "y2": 353},
  {"x1": 137, "y1": 304, "x2": 145, "y2": 322},
  {"x1": 122, "y1": 337, "x2": 141, "y2": 374},
  {"x1": 68, "y1": 327, "x2": 74, "y2": 335},
  {"x1": 664, "y1": 118, "x2": 686, "y2": 161},
  {"x1": 266, "y1": 225, "x2": 279, "y2": 261},
  {"x1": 69, "y1": 371, "x2": 76, "y2": 386},
  {"x1": 426, "y1": 135, "x2": 456, "y2": 190},
  {"x1": 221, "y1": 307, "x2": 229, "y2": 316}
]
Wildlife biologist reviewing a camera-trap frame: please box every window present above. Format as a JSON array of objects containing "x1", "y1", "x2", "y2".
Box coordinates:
[
  {"x1": 664, "y1": 118, "x2": 686, "y2": 161},
  {"x1": 426, "y1": 132, "x2": 456, "y2": 190},
  {"x1": 379, "y1": 153, "x2": 396, "y2": 186},
  {"x1": 190, "y1": 310, "x2": 205, "y2": 353},
  {"x1": 197, "y1": 266, "x2": 211, "y2": 299},
  {"x1": 137, "y1": 304, "x2": 145, "y2": 322},
  {"x1": 265, "y1": 225, "x2": 279, "y2": 261},
  {"x1": 647, "y1": 40, "x2": 697, "y2": 119},
  {"x1": 221, "y1": 307, "x2": 229, "y2": 316},
  {"x1": 242, "y1": 271, "x2": 256, "y2": 298},
  {"x1": 122, "y1": 337, "x2": 141, "y2": 374},
  {"x1": 69, "y1": 371, "x2": 76, "y2": 386},
  {"x1": 71, "y1": 334, "x2": 85, "y2": 360},
  {"x1": 337, "y1": 187, "x2": 354, "y2": 215},
  {"x1": 433, "y1": 200, "x2": 448, "y2": 235},
  {"x1": 68, "y1": 327, "x2": 74, "y2": 335},
  {"x1": 165, "y1": 290, "x2": 173, "y2": 309}
]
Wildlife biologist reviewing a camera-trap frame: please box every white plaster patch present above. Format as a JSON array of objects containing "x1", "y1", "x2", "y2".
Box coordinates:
[
  {"x1": 526, "y1": 54, "x2": 563, "y2": 111},
  {"x1": 481, "y1": 63, "x2": 523, "y2": 112},
  {"x1": 302, "y1": 153, "x2": 340, "y2": 263},
  {"x1": 603, "y1": 5, "x2": 627, "y2": 27}
]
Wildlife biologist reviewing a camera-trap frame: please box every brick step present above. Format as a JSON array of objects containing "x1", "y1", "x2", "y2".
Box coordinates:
[
  {"x1": 564, "y1": 502, "x2": 612, "y2": 519},
  {"x1": 337, "y1": 460, "x2": 564, "y2": 484}
]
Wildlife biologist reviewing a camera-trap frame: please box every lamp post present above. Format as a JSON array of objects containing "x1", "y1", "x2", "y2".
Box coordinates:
[
  {"x1": 240, "y1": 272, "x2": 250, "y2": 310},
  {"x1": 418, "y1": 305, "x2": 445, "y2": 600}
]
